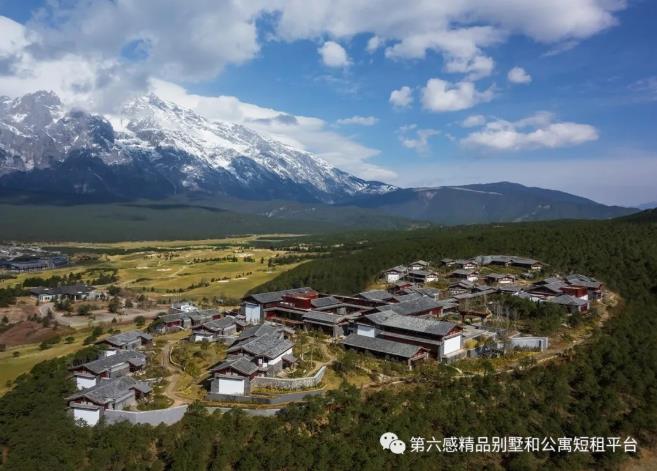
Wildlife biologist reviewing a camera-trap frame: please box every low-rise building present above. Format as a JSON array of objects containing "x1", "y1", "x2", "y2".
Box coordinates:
[
  {"x1": 69, "y1": 351, "x2": 146, "y2": 390},
  {"x1": 97, "y1": 331, "x2": 153, "y2": 352},
  {"x1": 342, "y1": 334, "x2": 429, "y2": 369},
  {"x1": 67, "y1": 376, "x2": 151, "y2": 426},
  {"x1": 191, "y1": 317, "x2": 238, "y2": 342},
  {"x1": 382, "y1": 265, "x2": 407, "y2": 283},
  {"x1": 29, "y1": 284, "x2": 100, "y2": 303},
  {"x1": 356, "y1": 310, "x2": 463, "y2": 360}
]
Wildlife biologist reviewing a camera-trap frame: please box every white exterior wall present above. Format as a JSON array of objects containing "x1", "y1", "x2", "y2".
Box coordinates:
[
  {"x1": 356, "y1": 324, "x2": 376, "y2": 338},
  {"x1": 386, "y1": 272, "x2": 400, "y2": 283},
  {"x1": 73, "y1": 407, "x2": 101, "y2": 426},
  {"x1": 426, "y1": 274, "x2": 438, "y2": 283},
  {"x1": 75, "y1": 376, "x2": 97, "y2": 390},
  {"x1": 243, "y1": 303, "x2": 262, "y2": 324},
  {"x1": 466, "y1": 274, "x2": 478, "y2": 282},
  {"x1": 218, "y1": 377, "x2": 246, "y2": 395},
  {"x1": 442, "y1": 335, "x2": 462, "y2": 355},
  {"x1": 267, "y1": 347, "x2": 293, "y2": 367},
  {"x1": 193, "y1": 333, "x2": 213, "y2": 342}
]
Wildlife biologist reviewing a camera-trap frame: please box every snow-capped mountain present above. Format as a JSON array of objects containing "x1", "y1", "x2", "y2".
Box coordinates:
[{"x1": 0, "y1": 91, "x2": 394, "y2": 202}]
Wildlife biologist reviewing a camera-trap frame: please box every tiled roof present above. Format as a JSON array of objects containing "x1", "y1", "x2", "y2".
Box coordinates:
[
  {"x1": 342, "y1": 334, "x2": 423, "y2": 359},
  {"x1": 66, "y1": 376, "x2": 151, "y2": 405},
  {"x1": 100, "y1": 330, "x2": 152, "y2": 347},
  {"x1": 227, "y1": 333, "x2": 293, "y2": 360},
  {"x1": 213, "y1": 357, "x2": 258, "y2": 376},
  {"x1": 303, "y1": 311, "x2": 348, "y2": 324},
  {"x1": 310, "y1": 296, "x2": 340, "y2": 308},
  {"x1": 366, "y1": 310, "x2": 457, "y2": 336},
  {"x1": 194, "y1": 317, "x2": 236, "y2": 332},
  {"x1": 358, "y1": 290, "x2": 394, "y2": 301},
  {"x1": 245, "y1": 287, "x2": 315, "y2": 304},
  {"x1": 379, "y1": 297, "x2": 442, "y2": 316},
  {"x1": 73, "y1": 351, "x2": 146, "y2": 375}
]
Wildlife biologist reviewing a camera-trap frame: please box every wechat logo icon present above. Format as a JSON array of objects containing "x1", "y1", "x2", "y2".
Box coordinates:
[{"x1": 380, "y1": 432, "x2": 406, "y2": 455}]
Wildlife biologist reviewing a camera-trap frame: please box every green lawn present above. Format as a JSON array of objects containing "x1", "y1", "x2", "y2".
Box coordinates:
[{"x1": 0, "y1": 322, "x2": 140, "y2": 395}]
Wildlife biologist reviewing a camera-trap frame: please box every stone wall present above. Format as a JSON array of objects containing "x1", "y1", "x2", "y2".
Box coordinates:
[
  {"x1": 251, "y1": 366, "x2": 326, "y2": 390},
  {"x1": 206, "y1": 389, "x2": 325, "y2": 404},
  {"x1": 509, "y1": 336, "x2": 549, "y2": 351},
  {"x1": 104, "y1": 405, "x2": 188, "y2": 426}
]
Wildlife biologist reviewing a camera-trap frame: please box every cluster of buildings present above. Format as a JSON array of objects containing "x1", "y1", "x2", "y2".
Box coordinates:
[
  {"x1": 0, "y1": 245, "x2": 69, "y2": 272},
  {"x1": 67, "y1": 331, "x2": 153, "y2": 426},
  {"x1": 28, "y1": 284, "x2": 101, "y2": 303}
]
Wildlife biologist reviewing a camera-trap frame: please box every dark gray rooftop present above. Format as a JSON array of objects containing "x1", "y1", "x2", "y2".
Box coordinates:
[
  {"x1": 213, "y1": 357, "x2": 258, "y2": 376},
  {"x1": 67, "y1": 376, "x2": 151, "y2": 405},
  {"x1": 310, "y1": 296, "x2": 341, "y2": 308},
  {"x1": 100, "y1": 330, "x2": 152, "y2": 347},
  {"x1": 194, "y1": 317, "x2": 236, "y2": 332},
  {"x1": 565, "y1": 274, "x2": 602, "y2": 289},
  {"x1": 380, "y1": 297, "x2": 442, "y2": 316},
  {"x1": 342, "y1": 334, "x2": 423, "y2": 359},
  {"x1": 303, "y1": 311, "x2": 349, "y2": 324},
  {"x1": 73, "y1": 351, "x2": 146, "y2": 375},
  {"x1": 366, "y1": 310, "x2": 457, "y2": 336},
  {"x1": 358, "y1": 290, "x2": 394, "y2": 301},
  {"x1": 245, "y1": 287, "x2": 315, "y2": 304},
  {"x1": 227, "y1": 333, "x2": 294, "y2": 360},
  {"x1": 547, "y1": 294, "x2": 588, "y2": 307}
]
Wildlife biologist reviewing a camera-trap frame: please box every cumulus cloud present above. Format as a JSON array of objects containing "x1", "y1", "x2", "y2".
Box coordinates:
[
  {"x1": 317, "y1": 41, "x2": 349, "y2": 67},
  {"x1": 461, "y1": 111, "x2": 599, "y2": 150},
  {"x1": 389, "y1": 86, "x2": 413, "y2": 108},
  {"x1": 507, "y1": 66, "x2": 532, "y2": 84},
  {"x1": 0, "y1": 1, "x2": 627, "y2": 108},
  {"x1": 151, "y1": 80, "x2": 394, "y2": 181},
  {"x1": 398, "y1": 125, "x2": 439, "y2": 154},
  {"x1": 274, "y1": 0, "x2": 624, "y2": 80},
  {"x1": 336, "y1": 115, "x2": 379, "y2": 126},
  {"x1": 421, "y1": 78, "x2": 494, "y2": 112},
  {"x1": 462, "y1": 114, "x2": 486, "y2": 127},
  {"x1": 366, "y1": 35, "x2": 382, "y2": 53}
]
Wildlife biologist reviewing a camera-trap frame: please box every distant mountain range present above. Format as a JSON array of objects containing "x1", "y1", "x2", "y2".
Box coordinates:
[{"x1": 0, "y1": 90, "x2": 637, "y2": 233}]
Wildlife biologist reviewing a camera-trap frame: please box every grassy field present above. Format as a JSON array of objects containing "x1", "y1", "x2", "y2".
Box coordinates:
[
  {"x1": 0, "y1": 235, "x2": 314, "y2": 302},
  {"x1": 0, "y1": 321, "x2": 140, "y2": 394}
]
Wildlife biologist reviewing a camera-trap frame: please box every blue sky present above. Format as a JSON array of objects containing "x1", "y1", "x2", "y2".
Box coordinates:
[{"x1": 1, "y1": 0, "x2": 656, "y2": 206}]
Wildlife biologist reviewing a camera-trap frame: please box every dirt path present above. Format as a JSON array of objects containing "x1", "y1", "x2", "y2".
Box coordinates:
[{"x1": 161, "y1": 340, "x2": 188, "y2": 406}]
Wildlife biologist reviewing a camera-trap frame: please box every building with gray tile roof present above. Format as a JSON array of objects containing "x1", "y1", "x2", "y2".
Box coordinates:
[
  {"x1": 72, "y1": 351, "x2": 146, "y2": 376},
  {"x1": 357, "y1": 290, "x2": 395, "y2": 302},
  {"x1": 212, "y1": 357, "x2": 259, "y2": 377},
  {"x1": 244, "y1": 287, "x2": 316, "y2": 305},
  {"x1": 342, "y1": 334, "x2": 426, "y2": 360},
  {"x1": 310, "y1": 296, "x2": 341, "y2": 308},
  {"x1": 67, "y1": 376, "x2": 151, "y2": 407},
  {"x1": 366, "y1": 311, "x2": 458, "y2": 337},
  {"x1": 98, "y1": 331, "x2": 153, "y2": 350},
  {"x1": 377, "y1": 297, "x2": 443, "y2": 316},
  {"x1": 227, "y1": 333, "x2": 294, "y2": 361}
]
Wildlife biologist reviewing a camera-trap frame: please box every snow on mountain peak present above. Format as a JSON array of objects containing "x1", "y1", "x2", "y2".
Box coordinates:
[{"x1": 0, "y1": 90, "x2": 394, "y2": 202}]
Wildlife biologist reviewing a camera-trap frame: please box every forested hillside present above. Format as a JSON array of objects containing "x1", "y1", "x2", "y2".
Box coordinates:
[{"x1": 1, "y1": 219, "x2": 657, "y2": 470}]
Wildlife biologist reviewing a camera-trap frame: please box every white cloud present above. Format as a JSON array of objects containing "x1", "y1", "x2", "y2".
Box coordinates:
[
  {"x1": 274, "y1": 1, "x2": 625, "y2": 79},
  {"x1": 444, "y1": 55, "x2": 495, "y2": 80},
  {"x1": 461, "y1": 112, "x2": 599, "y2": 150},
  {"x1": 389, "y1": 85, "x2": 414, "y2": 108},
  {"x1": 507, "y1": 66, "x2": 532, "y2": 84},
  {"x1": 398, "y1": 126, "x2": 439, "y2": 154},
  {"x1": 151, "y1": 80, "x2": 394, "y2": 181},
  {"x1": 421, "y1": 78, "x2": 494, "y2": 112},
  {"x1": 629, "y1": 76, "x2": 657, "y2": 102},
  {"x1": 317, "y1": 41, "x2": 349, "y2": 67},
  {"x1": 366, "y1": 35, "x2": 382, "y2": 53},
  {"x1": 462, "y1": 114, "x2": 486, "y2": 127},
  {"x1": 336, "y1": 115, "x2": 379, "y2": 126},
  {"x1": 0, "y1": 1, "x2": 627, "y2": 109}
]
